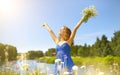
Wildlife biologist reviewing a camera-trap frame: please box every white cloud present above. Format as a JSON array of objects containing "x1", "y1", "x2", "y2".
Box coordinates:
[{"x1": 74, "y1": 32, "x2": 103, "y2": 45}]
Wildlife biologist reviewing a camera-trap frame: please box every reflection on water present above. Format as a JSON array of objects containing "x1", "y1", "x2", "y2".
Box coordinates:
[{"x1": 0, "y1": 60, "x2": 55, "y2": 75}]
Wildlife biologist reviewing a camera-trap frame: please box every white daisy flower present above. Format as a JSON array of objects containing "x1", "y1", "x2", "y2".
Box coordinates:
[
  {"x1": 72, "y1": 65, "x2": 78, "y2": 70},
  {"x1": 55, "y1": 59, "x2": 61, "y2": 63}
]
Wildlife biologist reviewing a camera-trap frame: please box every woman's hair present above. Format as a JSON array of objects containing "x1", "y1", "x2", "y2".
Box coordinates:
[{"x1": 59, "y1": 26, "x2": 71, "y2": 41}]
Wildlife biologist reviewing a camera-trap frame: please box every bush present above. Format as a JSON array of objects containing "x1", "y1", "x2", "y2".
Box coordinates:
[{"x1": 38, "y1": 56, "x2": 55, "y2": 64}]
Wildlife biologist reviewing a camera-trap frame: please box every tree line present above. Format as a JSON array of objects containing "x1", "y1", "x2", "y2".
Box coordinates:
[{"x1": 27, "y1": 50, "x2": 44, "y2": 59}]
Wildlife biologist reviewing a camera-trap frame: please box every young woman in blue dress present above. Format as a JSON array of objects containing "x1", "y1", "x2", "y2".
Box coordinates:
[
  {"x1": 42, "y1": 18, "x2": 83, "y2": 74},
  {"x1": 42, "y1": 6, "x2": 97, "y2": 75}
]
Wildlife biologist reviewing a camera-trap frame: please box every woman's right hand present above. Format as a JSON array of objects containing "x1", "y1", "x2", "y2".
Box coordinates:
[
  {"x1": 41, "y1": 23, "x2": 48, "y2": 27},
  {"x1": 41, "y1": 23, "x2": 58, "y2": 44},
  {"x1": 41, "y1": 23, "x2": 51, "y2": 31}
]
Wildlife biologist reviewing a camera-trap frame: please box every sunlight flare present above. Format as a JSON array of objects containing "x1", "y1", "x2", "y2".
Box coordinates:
[{"x1": 0, "y1": 0, "x2": 18, "y2": 17}]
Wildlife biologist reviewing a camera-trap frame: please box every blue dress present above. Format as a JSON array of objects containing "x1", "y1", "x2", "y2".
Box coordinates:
[{"x1": 54, "y1": 43, "x2": 74, "y2": 75}]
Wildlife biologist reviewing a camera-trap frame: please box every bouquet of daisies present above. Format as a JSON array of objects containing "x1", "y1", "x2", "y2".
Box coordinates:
[{"x1": 81, "y1": 6, "x2": 98, "y2": 23}]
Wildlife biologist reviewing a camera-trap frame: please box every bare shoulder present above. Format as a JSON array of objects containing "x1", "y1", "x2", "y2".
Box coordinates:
[
  {"x1": 55, "y1": 38, "x2": 59, "y2": 44},
  {"x1": 64, "y1": 41, "x2": 71, "y2": 47},
  {"x1": 67, "y1": 40, "x2": 72, "y2": 47}
]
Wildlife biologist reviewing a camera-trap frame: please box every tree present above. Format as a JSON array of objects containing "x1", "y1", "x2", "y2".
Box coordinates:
[
  {"x1": 114, "y1": 45, "x2": 120, "y2": 56},
  {"x1": 77, "y1": 44, "x2": 89, "y2": 57},
  {"x1": 91, "y1": 35, "x2": 112, "y2": 57},
  {"x1": 0, "y1": 43, "x2": 5, "y2": 61},
  {"x1": 0, "y1": 43, "x2": 17, "y2": 61},
  {"x1": 83, "y1": 43, "x2": 90, "y2": 57},
  {"x1": 110, "y1": 30, "x2": 120, "y2": 56},
  {"x1": 103, "y1": 43, "x2": 113, "y2": 56},
  {"x1": 91, "y1": 37, "x2": 101, "y2": 56},
  {"x1": 7, "y1": 45, "x2": 17, "y2": 61},
  {"x1": 78, "y1": 46, "x2": 84, "y2": 56},
  {"x1": 45, "y1": 48, "x2": 56, "y2": 56},
  {"x1": 71, "y1": 45, "x2": 79, "y2": 56},
  {"x1": 28, "y1": 50, "x2": 44, "y2": 59}
]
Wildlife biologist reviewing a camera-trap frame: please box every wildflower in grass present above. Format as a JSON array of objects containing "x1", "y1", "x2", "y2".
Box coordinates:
[
  {"x1": 21, "y1": 63, "x2": 29, "y2": 71},
  {"x1": 72, "y1": 65, "x2": 78, "y2": 75},
  {"x1": 63, "y1": 71, "x2": 70, "y2": 75},
  {"x1": 55, "y1": 59, "x2": 61, "y2": 64}
]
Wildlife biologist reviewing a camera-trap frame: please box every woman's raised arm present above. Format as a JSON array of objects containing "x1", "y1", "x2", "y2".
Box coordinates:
[
  {"x1": 67, "y1": 16, "x2": 84, "y2": 46},
  {"x1": 42, "y1": 23, "x2": 59, "y2": 44},
  {"x1": 68, "y1": 6, "x2": 98, "y2": 46}
]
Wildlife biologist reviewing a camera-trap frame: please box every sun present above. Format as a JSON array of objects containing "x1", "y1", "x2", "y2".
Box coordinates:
[
  {"x1": 0, "y1": 0, "x2": 17, "y2": 15},
  {"x1": 0, "y1": 0, "x2": 11, "y2": 12}
]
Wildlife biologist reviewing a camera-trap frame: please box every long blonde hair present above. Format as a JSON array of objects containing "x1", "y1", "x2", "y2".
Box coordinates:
[{"x1": 59, "y1": 26, "x2": 71, "y2": 41}]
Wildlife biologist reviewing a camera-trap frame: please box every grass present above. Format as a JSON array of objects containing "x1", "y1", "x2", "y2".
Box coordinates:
[
  {"x1": 37, "y1": 56, "x2": 120, "y2": 70},
  {"x1": 0, "y1": 71, "x2": 19, "y2": 75},
  {"x1": 37, "y1": 56, "x2": 56, "y2": 64},
  {"x1": 38, "y1": 56, "x2": 120, "y2": 65},
  {"x1": 0, "y1": 71, "x2": 47, "y2": 75}
]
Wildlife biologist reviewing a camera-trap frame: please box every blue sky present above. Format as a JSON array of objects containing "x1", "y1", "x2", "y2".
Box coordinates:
[{"x1": 0, "y1": 0, "x2": 120, "y2": 53}]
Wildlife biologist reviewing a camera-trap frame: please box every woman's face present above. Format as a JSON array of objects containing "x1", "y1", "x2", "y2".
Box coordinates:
[
  {"x1": 58, "y1": 26, "x2": 71, "y2": 41},
  {"x1": 59, "y1": 26, "x2": 65, "y2": 36}
]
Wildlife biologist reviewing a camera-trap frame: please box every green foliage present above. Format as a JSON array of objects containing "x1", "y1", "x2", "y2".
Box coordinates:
[
  {"x1": 45, "y1": 48, "x2": 56, "y2": 56},
  {"x1": 0, "y1": 71, "x2": 19, "y2": 75},
  {"x1": 0, "y1": 43, "x2": 5, "y2": 61},
  {"x1": 91, "y1": 35, "x2": 111, "y2": 57},
  {"x1": 77, "y1": 46, "x2": 84, "y2": 56},
  {"x1": 110, "y1": 30, "x2": 120, "y2": 56},
  {"x1": 71, "y1": 45, "x2": 79, "y2": 56},
  {"x1": 72, "y1": 57, "x2": 83, "y2": 66},
  {"x1": 7, "y1": 45, "x2": 17, "y2": 61},
  {"x1": 28, "y1": 50, "x2": 44, "y2": 59},
  {"x1": 38, "y1": 56, "x2": 120, "y2": 69},
  {"x1": 103, "y1": 56, "x2": 114, "y2": 65},
  {"x1": 38, "y1": 56, "x2": 55, "y2": 64},
  {"x1": 0, "y1": 43, "x2": 17, "y2": 62}
]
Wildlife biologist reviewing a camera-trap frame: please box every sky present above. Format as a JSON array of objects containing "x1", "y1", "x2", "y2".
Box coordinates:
[{"x1": 0, "y1": 0, "x2": 120, "y2": 53}]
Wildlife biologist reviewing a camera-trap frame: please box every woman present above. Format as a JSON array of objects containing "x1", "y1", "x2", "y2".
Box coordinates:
[
  {"x1": 42, "y1": 18, "x2": 83, "y2": 74},
  {"x1": 42, "y1": 6, "x2": 97, "y2": 75}
]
